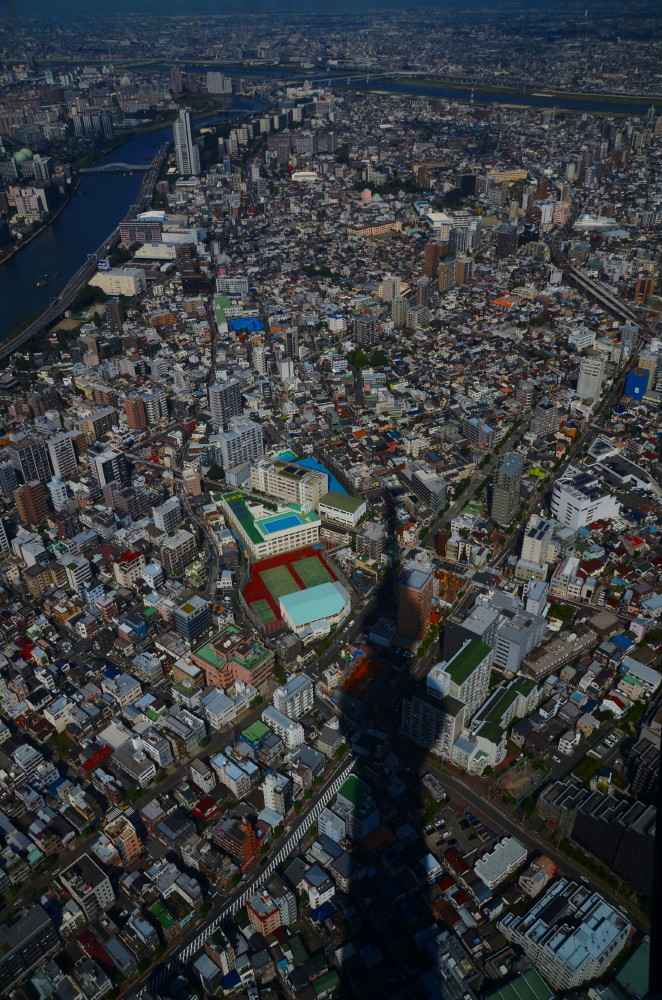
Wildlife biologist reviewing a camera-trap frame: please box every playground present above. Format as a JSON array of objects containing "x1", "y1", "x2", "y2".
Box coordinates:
[{"x1": 243, "y1": 546, "x2": 338, "y2": 627}]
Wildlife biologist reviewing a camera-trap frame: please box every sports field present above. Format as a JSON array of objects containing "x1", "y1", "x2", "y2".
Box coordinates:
[
  {"x1": 260, "y1": 565, "x2": 301, "y2": 602},
  {"x1": 251, "y1": 599, "x2": 278, "y2": 625},
  {"x1": 242, "y1": 545, "x2": 338, "y2": 630},
  {"x1": 292, "y1": 555, "x2": 333, "y2": 589}
]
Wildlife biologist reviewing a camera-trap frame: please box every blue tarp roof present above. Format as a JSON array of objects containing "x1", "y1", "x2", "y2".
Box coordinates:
[{"x1": 310, "y1": 901, "x2": 336, "y2": 923}]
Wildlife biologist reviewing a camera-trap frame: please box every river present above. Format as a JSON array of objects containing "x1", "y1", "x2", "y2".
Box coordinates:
[
  {"x1": 0, "y1": 97, "x2": 262, "y2": 344},
  {"x1": 2, "y1": 78, "x2": 650, "y2": 345},
  {"x1": 147, "y1": 64, "x2": 656, "y2": 115}
]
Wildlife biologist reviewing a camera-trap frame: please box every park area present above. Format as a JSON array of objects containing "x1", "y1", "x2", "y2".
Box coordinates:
[
  {"x1": 243, "y1": 546, "x2": 338, "y2": 627},
  {"x1": 497, "y1": 755, "x2": 549, "y2": 803}
]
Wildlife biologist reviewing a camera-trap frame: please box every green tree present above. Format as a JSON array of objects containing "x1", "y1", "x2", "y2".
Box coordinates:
[{"x1": 206, "y1": 464, "x2": 223, "y2": 480}]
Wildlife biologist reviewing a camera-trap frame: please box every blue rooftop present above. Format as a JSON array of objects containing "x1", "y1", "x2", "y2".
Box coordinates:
[
  {"x1": 280, "y1": 582, "x2": 349, "y2": 628},
  {"x1": 292, "y1": 455, "x2": 347, "y2": 494}
]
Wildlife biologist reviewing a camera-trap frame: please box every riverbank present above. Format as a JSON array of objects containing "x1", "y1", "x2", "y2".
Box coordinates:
[
  {"x1": 392, "y1": 77, "x2": 662, "y2": 106},
  {"x1": 0, "y1": 174, "x2": 82, "y2": 269}
]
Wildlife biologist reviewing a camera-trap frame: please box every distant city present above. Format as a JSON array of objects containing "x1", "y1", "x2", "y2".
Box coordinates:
[{"x1": 0, "y1": 3, "x2": 659, "y2": 1000}]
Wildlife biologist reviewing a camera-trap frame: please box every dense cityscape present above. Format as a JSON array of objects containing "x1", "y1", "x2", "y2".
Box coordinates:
[{"x1": 0, "y1": 2, "x2": 660, "y2": 999}]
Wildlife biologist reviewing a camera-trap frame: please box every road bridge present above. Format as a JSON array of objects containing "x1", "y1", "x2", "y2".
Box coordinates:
[{"x1": 79, "y1": 162, "x2": 151, "y2": 173}]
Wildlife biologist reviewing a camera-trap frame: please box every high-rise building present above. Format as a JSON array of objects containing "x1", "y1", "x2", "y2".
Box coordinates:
[
  {"x1": 169, "y1": 66, "x2": 183, "y2": 95},
  {"x1": 47, "y1": 477, "x2": 68, "y2": 512},
  {"x1": 379, "y1": 275, "x2": 401, "y2": 301},
  {"x1": 7, "y1": 437, "x2": 51, "y2": 484},
  {"x1": 423, "y1": 241, "x2": 440, "y2": 277},
  {"x1": 61, "y1": 855, "x2": 114, "y2": 921},
  {"x1": 218, "y1": 417, "x2": 263, "y2": 469},
  {"x1": 152, "y1": 496, "x2": 182, "y2": 534},
  {"x1": 206, "y1": 72, "x2": 232, "y2": 94},
  {"x1": 173, "y1": 595, "x2": 212, "y2": 642},
  {"x1": 46, "y1": 433, "x2": 77, "y2": 479},
  {"x1": 173, "y1": 108, "x2": 201, "y2": 176},
  {"x1": 397, "y1": 560, "x2": 433, "y2": 640},
  {"x1": 437, "y1": 258, "x2": 457, "y2": 292},
  {"x1": 124, "y1": 396, "x2": 148, "y2": 431},
  {"x1": 354, "y1": 314, "x2": 379, "y2": 347},
  {"x1": 576, "y1": 354, "x2": 606, "y2": 400},
  {"x1": 14, "y1": 482, "x2": 49, "y2": 525},
  {"x1": 491, "y1": 452, "x2": 524, "y2": 526},
  {"x1": 499, "y1": 880, "x2": 631, "y2": 990},
  {"x1": 160, "y1": 529, "x2": 197, "y2": 577},
  {"x1": 392, "y1": 295, "x2": 408, "y2": 329},
  {"x1": 496, "y1": 224, "x2": 518, "y2": 259},
  {"x1": 0, "y1": 461, "x2": 18, "y2": 499},
  {"x1": 105, "y1": 297, "x2": 124, "y2": 331},
  {"x1": 0, "y1": 906, "x2": 60, "y2": 995},
  {"x1": 88, "y1": 448, "x2": 130, "y2": 489},
  {"x1": 209, "y1": 379, "x2": 242, "y2": 430},
  {"x1": 416, "y1": 277, "x2": 430, "y2": 306},
  {"x1": 273, "y1": 674, "x2": 314, "y2": 719}
]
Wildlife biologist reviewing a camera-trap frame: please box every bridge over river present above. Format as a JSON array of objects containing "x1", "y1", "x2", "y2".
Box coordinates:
[{"x1": 79, "y1": 162, "x2": 151, "y2": 174}]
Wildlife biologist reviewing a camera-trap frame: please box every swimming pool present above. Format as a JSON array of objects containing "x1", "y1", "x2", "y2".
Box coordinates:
[{"x1": 262, "y1": 514, "x2": 301, "y2": 533}]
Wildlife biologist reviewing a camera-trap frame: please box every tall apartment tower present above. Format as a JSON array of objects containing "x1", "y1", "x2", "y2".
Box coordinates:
[
  {"x1": 354, "y1": 314, "x2": 379, "y2": 347},
  {"x1": 397, "y1": 561, "x2": 433, "y2": 641},
  {"x1": 438, "y1": 259, "x2": 457, "y2": 293},
  {"x1": 392, "y1": 296, "x2": 408, "y2": 329},
  {"x1": 105, "y1": 297, "x2": 124, "y2": 331},
  {"x1": 7, "y1": 437, "x2": 52, "y2": 484},
  {"x1": 496, "y1": 224, "x2": 518, "y2": 259},
  {"x1": 577, "y1": 354, "x2": 606, "y2": 400},
  {"x1": 46, "y1": 433, "x2": 77, "y2": 478},
  {"x1": 423, "y1": 241, "x2": 440, "y2": 277},
  {"x1": 125, "y1": 396, "x2": 148, "y2": 431},
  {"x1": 169, "y1": 66, "x2": 183, "y2": 95},
  {"x1": 14, "y1": 482, "x2": 49, "y2": 525},
  {"x1": 173, "y1": 108, "x2": 201, "y2": 176},
  {"x1": 218, "y1": 417, "x2": 263, "y2": 469},
  {"x1": 209, "y1": 379, "x2": 242, "y2": 430},
  {"x1": 490, "y1": 452, "x2": 524, "y2": 526}
]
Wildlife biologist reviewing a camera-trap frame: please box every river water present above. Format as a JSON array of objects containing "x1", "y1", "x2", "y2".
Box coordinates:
[{"x1": 0, "y1": 97, "x2": 262, "y2": 344}]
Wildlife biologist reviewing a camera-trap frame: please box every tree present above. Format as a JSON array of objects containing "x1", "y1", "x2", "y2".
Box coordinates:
[
  {"x1": 335, "y1": 144, "x2": 351, "y2": 165},
  {"x1": 231, "y1": 872, "x2": 242, "y2": 885},
  {"x1": 206, "y1": 464, "x2": 223, "y2": 480}
]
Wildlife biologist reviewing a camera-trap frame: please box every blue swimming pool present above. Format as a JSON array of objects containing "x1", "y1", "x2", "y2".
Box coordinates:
[{"x1": 262, "y1": 514, "x2": 300, "y2": 533}]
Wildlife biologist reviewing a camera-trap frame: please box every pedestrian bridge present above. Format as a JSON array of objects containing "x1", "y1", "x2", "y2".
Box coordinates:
[{"x1": 79, "y1": 162, "x2": 151, "y2": 174}]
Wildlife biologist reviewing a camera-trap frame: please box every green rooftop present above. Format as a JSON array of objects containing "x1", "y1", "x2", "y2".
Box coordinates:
[
  {"x1": 445, "y1": 640, "x2": 491, "y2": 687},
  {"x1": 149, "y1": 901, "x2": 175, "y2": 929},
  {"x1": 319, "y1": 490, "x2": 364, "y2": 513},
  {"x1": 214, "y1": 295, "x2": 231, "y2": 327},
  {"x1": 419, "y1": 689, "x2": 465, "y2": 718},
  {"x1": 485, "y1": 967, "x2": 553, "y2": 1000},
  {"x1": 241, "y1": 719, "x2": 270, "y2": 744},
  {"x1": 338, "y1": 773, "x2": 372, "y2": 810}
]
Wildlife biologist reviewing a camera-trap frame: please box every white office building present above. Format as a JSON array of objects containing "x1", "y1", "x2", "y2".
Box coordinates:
[
  {"x1": 576, "y1": 354, "x2": 606, "y2": 400},
  {"x1": 551, "y1": 465, "x2": 621, "y2": 529}
]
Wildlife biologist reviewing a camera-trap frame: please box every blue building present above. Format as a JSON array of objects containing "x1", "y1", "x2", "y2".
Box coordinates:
[{"x1": 623, "y1": 367, "x2": 650, "y2": 400}]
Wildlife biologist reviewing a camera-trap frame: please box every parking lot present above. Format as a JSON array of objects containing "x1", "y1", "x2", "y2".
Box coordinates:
[{"x1": 423, "y1": 800, "x2": 498, "y2": 863}]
